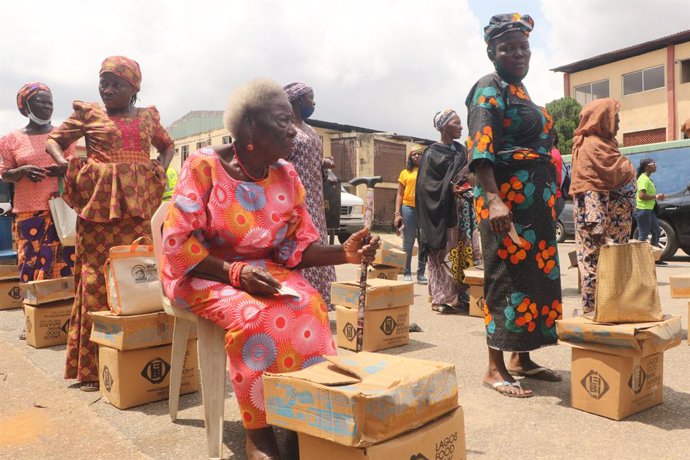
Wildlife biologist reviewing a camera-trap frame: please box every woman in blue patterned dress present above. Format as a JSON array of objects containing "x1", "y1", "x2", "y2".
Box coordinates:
[{"x1": 467, "y1": 13, "x2": 562, "y2": 397}]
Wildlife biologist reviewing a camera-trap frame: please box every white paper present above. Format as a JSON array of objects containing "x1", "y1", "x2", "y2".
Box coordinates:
[
  {"x1": 508, "y1": 223, "x2": 523, "y2": 247},
  {"x1": 276, "y1": 285, "x2": 300, "y2": 298}
]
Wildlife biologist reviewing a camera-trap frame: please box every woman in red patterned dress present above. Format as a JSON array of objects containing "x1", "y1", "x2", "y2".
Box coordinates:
[{"x1": 46, "y1": 56, "x2": 174, "y2": 391}]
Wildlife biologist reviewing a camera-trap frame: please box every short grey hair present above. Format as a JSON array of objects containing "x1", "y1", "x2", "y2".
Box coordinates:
[{"x1": 223, "y1": 78, "x2": 289, "y2": 138}]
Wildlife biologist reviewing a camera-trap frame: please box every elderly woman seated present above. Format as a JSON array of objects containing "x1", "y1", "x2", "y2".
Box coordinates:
[{"x1": 160, "y1": 78, "x2": 379, "y2": 460}]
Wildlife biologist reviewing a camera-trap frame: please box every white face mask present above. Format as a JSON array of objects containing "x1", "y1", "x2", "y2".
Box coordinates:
[{"x1": 27, "y1": 106, "x2": 51, "y2": 125}]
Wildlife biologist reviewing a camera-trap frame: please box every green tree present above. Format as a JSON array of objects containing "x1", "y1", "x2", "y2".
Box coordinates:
[{"x1": 545, "y1": 97, "x2": 582, "y2": 156}]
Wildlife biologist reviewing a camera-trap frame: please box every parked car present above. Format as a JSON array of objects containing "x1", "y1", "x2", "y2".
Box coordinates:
[
  {"x1": 634, "y1": 183, "x2": 690, "y2": 260},
  {"x1": 556, "y1": 200, "x2": 575, "y2": 243},
  {"x1": 338, "y1": 185, "x2": 364, "y2": 243}
]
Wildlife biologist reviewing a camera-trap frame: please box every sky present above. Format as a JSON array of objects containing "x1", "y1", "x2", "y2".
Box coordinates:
[{"x1": 1, "y1": 0, "x2": 689, "y2": 141}]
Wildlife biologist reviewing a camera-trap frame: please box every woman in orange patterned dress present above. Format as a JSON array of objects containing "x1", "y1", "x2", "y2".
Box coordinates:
[
  {"x1": 46, "y1": 56, "x2": 174, "y2": 391},
  {"x1": 162, "y1": 79, "x2": 379, "y2": 459}
]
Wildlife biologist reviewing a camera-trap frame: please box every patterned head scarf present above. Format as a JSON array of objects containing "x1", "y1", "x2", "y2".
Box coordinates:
[
  {"x1": 16, "y1": 82, "x2": 51, "y2": 116},
  {"x1": 433, "y1": 109, "x2": 458, "y2": 131},
  {"x1": 283, "y1": 82, "x2": 313, "y2": 103},
  {"x1": 484, "y1": 13, "x2": 534, "y2": 44},
  {"x1": 100, "y1": 56, "x2": 142, "y2": 91}
]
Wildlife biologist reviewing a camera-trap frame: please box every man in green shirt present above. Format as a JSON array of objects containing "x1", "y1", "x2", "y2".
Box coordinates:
[{"x1": 634, "y1": 159, "x2": 665, "y2": 262}]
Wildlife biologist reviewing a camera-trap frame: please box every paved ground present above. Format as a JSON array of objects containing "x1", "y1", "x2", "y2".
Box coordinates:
[{"x1": 1, "y1": 239, "x2": 688, "y2": 459}]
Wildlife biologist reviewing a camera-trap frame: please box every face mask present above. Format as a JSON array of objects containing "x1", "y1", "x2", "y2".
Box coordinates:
[
  {"x1": 27, "y1": 107, "x2": 51, "y2": 125},
  {"x1": 299, "y1": 101, "x2": 315, "y2": 120}
]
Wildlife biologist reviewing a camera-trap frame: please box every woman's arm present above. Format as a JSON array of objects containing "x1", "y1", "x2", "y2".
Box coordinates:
[
  {"x1": 298, "y1": 228, "x2": 379, "y2": 268},
  {"x1": 190, "y1": 255, "x2": 282, "y2": 296},
  {"x1": 393, "y1": 182, "x2": 405, "y2": 228},
  {"x1": 2, "y1": 165, "x2": 47, "y2": 183},
  {"x1": 638, "y1": 188, "x2": 664, "y2": 201},
  {"x1": 157, "y1": 144, "x2": 175, "y2": 171},
  {"x1": 475, "y1": 160, "x2": 512, "y2": 234}
]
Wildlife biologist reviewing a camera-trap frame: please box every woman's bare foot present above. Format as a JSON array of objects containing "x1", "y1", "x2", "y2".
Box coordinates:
[
  {"x1": 483, "y1": 348, "x2": 533, "y2": 397},
  {"x1": 507, "y1": 352, "x2": 562, "y2": 382},
  {"x1": 246, "y1": 427, "x2": 281, "y2": 460}
]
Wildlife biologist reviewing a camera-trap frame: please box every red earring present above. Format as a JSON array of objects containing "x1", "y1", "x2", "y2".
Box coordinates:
[{"x1": 247, "y1": 143, "x2": 254, "y2": 152}]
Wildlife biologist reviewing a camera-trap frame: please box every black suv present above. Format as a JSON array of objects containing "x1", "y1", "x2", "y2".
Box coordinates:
[{"x1": 649, "y1": 183, "x2": 690, "y2": 260}]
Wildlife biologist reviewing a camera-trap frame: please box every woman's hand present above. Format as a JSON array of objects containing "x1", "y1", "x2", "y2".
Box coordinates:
[
  {"x1": 21, "y1": 165, "x2": 48, "y2": 182},
  {"x1": 393, "y1": 214, "x2": 403, "y2": 229},
  {"x1": 488, "y1": 196, "x2": 512, "y2": 234},
  {"x1": 343, "y1": 228, "x2": 380, "y2": 264},
  {"x1": 656, "y1": 193, "x2": 666, "y2": 202},
  {"x1": 239, "y1": 265, "x2": 282, "y2": 296},
  {"x1": 44, "y1": 163, "x2": 68, "y2": 177}
]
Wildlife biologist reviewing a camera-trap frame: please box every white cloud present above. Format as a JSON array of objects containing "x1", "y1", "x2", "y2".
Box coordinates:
[{"x1": 1, "y1": 0, "x2": 688, "y2": 142}]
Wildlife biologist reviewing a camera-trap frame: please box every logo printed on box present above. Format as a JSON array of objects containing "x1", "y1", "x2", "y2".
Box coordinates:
[
  {"x1": 61, "y1": 318, "x2": 70, "y2": 335},
  {"x1": 342, "y1": 322, "x2": 356, "y2": 342},
  {"x1": 410, "y1": 455, "x2": 429, "y2": 460},
  {"x1": 628, "y1": 365, "x2": 647, "y2": 394},
  {"x1": 102, "y1": 366, "x2": 113, "y2": 391},
  {"x1": 380, "y1": 315, "x2": 397, "y2": 335},
  {"x1": 141, "y1": 357, "x2": 171, "y2": 384},
  {"x1": 581, "y1": 370, "x2": 610, "y2": 400},
  {"x1": 8, "y1": 286, "x2": 21, "y2": 300}
]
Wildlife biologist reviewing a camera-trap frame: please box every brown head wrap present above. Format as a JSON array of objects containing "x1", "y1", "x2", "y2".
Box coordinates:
[
  {"x1": 100, "y1": 56, "x2": 142, "y2": 91},
  {"x1": 16, "y1": 82, "x2": 51, "y2": 117},
  {"x1": 570, "y1": 98, "x2": 635, "y2": 194}
]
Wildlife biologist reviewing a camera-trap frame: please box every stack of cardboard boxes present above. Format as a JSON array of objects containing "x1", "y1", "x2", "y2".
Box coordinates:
[
  {"x1": 668, "y1": 274, "x2": 690, "y2": 345},
  {"x1": 0, "y1": 262, "x2": 22, "y2": 311},
  {"x1": 263, "y1": 352, "x2": 466, "y2": 460},
  {"x1": 356, "y1": 242, "x2": 407, "y2": 281},
  {"x1": 331, "y1": 278, "x2": 413, "y2": 352},
  {"x1": 90, "y1": 309, "x2": 200, "y2": 409},
  {"x1": 22, "y1": 277, "x2": 74, "y2": 348},
  {"x1": 557, "y1": 316, "x2": 680, "y2": 420}
]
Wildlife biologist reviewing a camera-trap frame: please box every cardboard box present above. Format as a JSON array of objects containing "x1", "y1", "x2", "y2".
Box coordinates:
[
  {"x1": 381, "y1": 240, "x2": 417, "y2": 256},
  {"x1": 24, "y1": 300, "x2": 72, "y2": 348},
  {"x1": 462, "y1": 267, "x2": 484, "y2": 286},
  {"x1": 669, "y1": 275, "x2": 690, "y2": 298},
  {"x1": 99, "y1": 339, "x2": 200, "y2": 409},
  {"x1": 556, "y1": 315, "x2": 681, "y2": 358},
  {"x1": 335, "y1": 304, "x2": 409, "y2": 351},
  {"x1": 330, "y1": 278, "x2": 414, "y2": 311},
  {"x1": 298, "y1": 407, "x2": 466, "y2": 460},
  {"x1": 89, "y1": 310, "x2": 196, "y2": 351},
  {"x1": 264, "y1": 352, "x2": 458, "y2": 447},
  {"x1": 0, "y1": 277, "x2": 22, "y2": 310},
  {"x1": 468, "y1": 285, "x2": 484, "y2": 318},
  {"x1": 0, "y1": 264, "x2": 18, "y2": 279},
  {"x1": 372, "y1": 248, "x2": 406, "y2": 269},
  {"x1": 571, "y1": 348, "x2": 664, "y2": 420},
  {"x1": 355, "y1": 265, "x2": 399, "y2": 281},
  {"x1": 22, "y1": 277, "x2": 74, "y2": 305}
]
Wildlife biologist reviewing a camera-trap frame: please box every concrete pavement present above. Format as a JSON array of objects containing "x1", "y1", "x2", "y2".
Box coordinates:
[{"x1": 0, "y1": 239, "x2": 689, "y2": 459}]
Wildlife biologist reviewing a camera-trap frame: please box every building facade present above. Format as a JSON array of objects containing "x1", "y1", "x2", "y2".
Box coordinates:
[
  {"x1": 164, "y1": 111, "x2": 432, "y2": 228},
  {"x1": 553, "y1": 30, "x2": 690, "y2": 146}
]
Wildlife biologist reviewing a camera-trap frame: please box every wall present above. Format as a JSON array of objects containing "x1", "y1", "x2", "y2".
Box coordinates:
[{"x1": 675, "y1": 41, "x2": 690, "y2": 138}]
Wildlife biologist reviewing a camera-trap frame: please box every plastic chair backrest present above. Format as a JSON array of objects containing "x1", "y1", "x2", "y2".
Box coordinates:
[
  {"x1": 151, "y1": 201, "x2": 171, "y2": 300},
  {"x1": 0, "y1": 216, "x2": 13, "y2": 251}
]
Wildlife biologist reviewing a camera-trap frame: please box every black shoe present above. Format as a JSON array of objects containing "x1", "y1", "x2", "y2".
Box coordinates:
[{"x1": 655, "y1": 261, "x2": 668, "y2": 266}]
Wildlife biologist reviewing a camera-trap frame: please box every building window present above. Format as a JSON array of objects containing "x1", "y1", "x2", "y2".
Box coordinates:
[
  {"x1": 622, "y1": 65, "x2": 664, "y2": 95},
  {"x1": 222, "y1": 135, "x2": 232, "y2": 144},
  {"x1": 573, "y1": 79, "x2": 609, "y2": 106},
  {"x1": 181, "y1": 145, "x2": 189, "y2": 163},
  {"x1": 622, "y1": 128, "x2": 666, "y2": 147},
  {"x1": 681, "y1": 59, "x2": 690, "y2": 84}
]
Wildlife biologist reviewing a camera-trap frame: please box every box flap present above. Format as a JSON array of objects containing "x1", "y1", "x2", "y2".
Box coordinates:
[{"x1": 557, "y1": 315, "x2": 681, "y2": 357}]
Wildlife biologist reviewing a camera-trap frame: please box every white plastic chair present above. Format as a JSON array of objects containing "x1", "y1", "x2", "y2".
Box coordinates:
[{"x1": 151, "y1": 201, "x2": 228, "y2": 460}]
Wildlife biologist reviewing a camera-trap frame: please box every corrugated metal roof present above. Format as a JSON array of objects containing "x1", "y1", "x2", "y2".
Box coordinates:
[
  {"x1": 551, "y1": 29, "x2": 690, "y2": 74},
  {"x1": 168, "y1": 111, "x2": 224, "y2": 140}
]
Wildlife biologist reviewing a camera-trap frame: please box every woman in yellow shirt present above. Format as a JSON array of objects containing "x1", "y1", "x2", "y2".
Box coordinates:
[
  {"x1": 635, "y1": 158, "x2": 666, "y2": 263},
  {"x1": 394, "y1": 148, "x2": 427, "y2": 283}
]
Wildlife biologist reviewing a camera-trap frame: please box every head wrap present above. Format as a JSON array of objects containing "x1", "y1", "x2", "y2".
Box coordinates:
[
  {"x1": 484, "y1": 13, "x2": 534, "y2": 44},
  {"x1": 283, "y1": 82, "x2": 313, "y2": 103},
  {"x1": 681, "y1": 117, "x2": 690, "y2": 136},
  {"x1": 570, "y1": 98, "x2": 635, "y2": 195},
  {"x1": 16, "y1": 82, "x2": 51, "y2": 117},
  {"x1": 433, "y1": 109, "x2": 458, "y2": 131},
  {"x1": 100, "y1": 56, "x2": 142, "y2": 91}
]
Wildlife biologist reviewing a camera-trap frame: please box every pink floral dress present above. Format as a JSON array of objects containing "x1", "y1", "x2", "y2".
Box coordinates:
[{"x1": 161, "y1": 148, "x2": 336, "y2": 429}]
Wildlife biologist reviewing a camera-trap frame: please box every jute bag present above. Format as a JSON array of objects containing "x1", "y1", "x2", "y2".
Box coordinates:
[
  {"x1": 594, "y1": 241, "x2": 663, "y2": 323},
  {"x1": 48, "y1": 178, "x2": 77, "y2": 246},
  {"x1": 105, "y1": 237, "x2": 163, "y2": 315}
]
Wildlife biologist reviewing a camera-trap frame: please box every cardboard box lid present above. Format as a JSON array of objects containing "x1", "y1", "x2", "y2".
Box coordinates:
[
  {"x1": 0, "y1": 264, "x2": 19, "y2": 280},
  {"x1": 331, "y1": 278, "x2": 414, "y2": 310},
  {"x1": 556, "y1": 315, "x2": 681, "y2": 357},
  {"x1": 462, "y1": 267, "x2": 484, "y2": 285},
  {"x1": 264, "y1": 352, "x2": 458, "y2": 446}
]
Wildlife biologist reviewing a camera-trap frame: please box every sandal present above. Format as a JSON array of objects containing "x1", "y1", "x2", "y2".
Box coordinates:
[
  {"x1": 437, "y1": 304, "x2": 462, "y2": 315},
  {"x1": 80, "y1": 381, "x2": 99, "y2": 392},
  {"x1": 18, "y1": 331, "x2": 26, "y2": 341},
  {"x1": 483, "y1": 380, "x2": 533, "y2": 398},
  {"x1": 508, "y1": 366, "x2": 562, "y2": 382}
]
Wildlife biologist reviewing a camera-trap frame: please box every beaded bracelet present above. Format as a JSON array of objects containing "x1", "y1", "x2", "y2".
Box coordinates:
[{"x1": 228, "y1": 262, "x2": 247, "y2": 288}]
